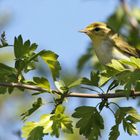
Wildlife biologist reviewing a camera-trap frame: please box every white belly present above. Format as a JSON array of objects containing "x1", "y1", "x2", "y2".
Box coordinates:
[{"x1": 94, "y1": 41, "x2": 130, "y2": 65}]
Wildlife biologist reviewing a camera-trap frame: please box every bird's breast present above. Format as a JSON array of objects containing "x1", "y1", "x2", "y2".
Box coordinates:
[{"x1": 94, "y1": 40, "x2": 130, "y2": 65}]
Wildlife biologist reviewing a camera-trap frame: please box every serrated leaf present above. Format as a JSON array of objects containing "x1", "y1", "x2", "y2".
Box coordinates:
[
  {"x1": 21, "y1": 98, "x2": 43, "y2": 120},
  {"x1": 33, "y1": 77, "x2": 50, "y2": 91},
  {"x1": 123, "y1": 120, "x2": 138, "y2": 135},
  {"x1": 72, "y1": 106, "x2": 104, "y2": 140},
  {"x1": 40, "y1": 50, "x2": 61, "y2": 80},
  {"x1": 14, "y1": 35, "x2": 23, "y2": 59},
  {"x1": 114, "y1": 107, "x2": 140, "y2": 138},
  {"x1": 14, "y1": 35, "x2": 37, "y2": 59},
  {"x1": 109, "y1": 125, "x2": 120, "y2": 140},
  {"x1": 14, "y1": 35, "x2": 38, "y2": 73}
]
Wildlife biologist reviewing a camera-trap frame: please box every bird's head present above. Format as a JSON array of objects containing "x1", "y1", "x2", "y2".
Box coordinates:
[{"x1": 80, "y1": 22, "x2": 111, "y2": 42}]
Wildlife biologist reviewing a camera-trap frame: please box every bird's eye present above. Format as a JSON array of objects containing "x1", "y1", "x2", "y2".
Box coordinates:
[{"x1": 94, "y1": 27, "x2": 100, "y2": 32}]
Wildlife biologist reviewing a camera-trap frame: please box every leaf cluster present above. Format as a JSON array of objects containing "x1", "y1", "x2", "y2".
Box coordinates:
[
  {"x1": 22, "y1": 105, "x2": 73, "y2": 140},
  {"x1": 109, "y1": 107, "x2": 140, "y2": 140}
]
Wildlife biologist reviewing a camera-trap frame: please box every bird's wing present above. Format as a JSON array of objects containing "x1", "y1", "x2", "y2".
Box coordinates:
[{"x1": 111, "y1": 34, "x2": 140, "y2": 58}]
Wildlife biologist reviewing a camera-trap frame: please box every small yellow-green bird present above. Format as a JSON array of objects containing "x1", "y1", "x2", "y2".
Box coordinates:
[{"x1": 80, "y1": 22, "x2": 140, "y2": 65}]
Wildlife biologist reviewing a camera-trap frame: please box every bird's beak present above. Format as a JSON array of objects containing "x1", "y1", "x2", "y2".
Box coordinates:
[{"x1": 79, "y1": 29, "x2": 88, "y2": 34}]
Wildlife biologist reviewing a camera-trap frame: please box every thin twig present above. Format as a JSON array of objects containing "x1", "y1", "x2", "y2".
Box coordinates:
[
  {"x1": 0, "y1": 82, "x2": 48, "y2": 92},
  {"x1": 67, "y1": 92, "x2": 140, "y2": 98},
  {"x1": 0, "y1": 82, "x2": 140, "y2": 99}
]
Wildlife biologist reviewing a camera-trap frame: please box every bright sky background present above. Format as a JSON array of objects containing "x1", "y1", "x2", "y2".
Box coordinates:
[
  {"x1": 0, "y1": 0, "x2": 118, "y2": 68},
  {"x1": 0, "y1": 0, "x2": 140, "y2": 140}
]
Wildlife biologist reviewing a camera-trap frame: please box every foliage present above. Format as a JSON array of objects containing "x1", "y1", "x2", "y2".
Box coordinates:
[
  {"x1": 22, "y1": 105, "x2": 73, "y2": 140},
  {"x1": 0, "y1": 29, "x2": 140, "y2": 140},
  {"x1": 1, "y1": 1, "x2": 140, "y2": 140},
  {"x1": 109, "y1": 107, "x2": 140, "y2": 140},
  {"x1": 72, "y1": 106, "x2": 104, "y2": 140}
]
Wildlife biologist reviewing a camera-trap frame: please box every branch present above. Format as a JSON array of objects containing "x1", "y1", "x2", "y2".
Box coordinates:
[
  {"x1": 0, "y1": 82, "x2": 140, "y2": 99},
  {"x1": 67, "y1": 92, "x2": 140, "y2": 98},
  {"x1": 120, "y1": 0, "x2": 138, "y2": 29},
  {"x1": 0, "y1": 82, "x2": 47, "y2": 92}
]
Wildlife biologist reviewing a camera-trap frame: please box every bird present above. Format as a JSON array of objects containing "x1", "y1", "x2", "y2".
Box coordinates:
[{"x1": 79, "y1": 22, "x2": 140, "y2": 66}]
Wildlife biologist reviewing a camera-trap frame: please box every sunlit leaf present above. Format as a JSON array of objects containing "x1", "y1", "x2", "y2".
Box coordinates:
[
  {"x1": 33, "y1": 77, "x2": 50, "y2": 91},
  {"x1": 40, "y1": 50, "x2": 61, "y2": 80}
]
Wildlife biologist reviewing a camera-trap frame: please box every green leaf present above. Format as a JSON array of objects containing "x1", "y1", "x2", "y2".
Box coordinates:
[
  {"x1": 114, "y1": 107, "x2": 140, "y2": 137},
  {"x1": 33, "y1": 77, "x2": 50, "y2": 91},
  {"x1": 72, "y1": 106, "x2": 104, "y2": 140},
  {"x1": 68, "y1": 78, "x2": 90, "y2": 88},
  {"x1": 135, "y1": 81, "x2": 140, "y2": 91},
  {"x1": 14, "y1": 35, "x2": 38, "y2": 73},
  {"x1": 0, "y1": 63, "x2": 16, "y2": 75},
  {"x1": 51, "y1": 105, "x2": 73, "y2": 137},
  {"x1": 40, "y1": 50, "x2": 61, "y2": 80},
  {"x1": 99, "y1": 75, "x2": 111, "y2": 87},
  {"x1": 0, "y1": 87, "x2": 7, "y2": 94},
  {"x1": 68, "y1": 71, "x2": 100, "y2": 88},
  {"x1": 22, "y1": 114, "x2": 53, "y2": 139},
  {"x1": 119, "y1": 59, "x2": 138, "y2": 69},
  {"x1": 90, "y1": 71, "x2": 100, "y2": 86},
  {"x1": 14, "y1": 35, "x2": 37, "y2": 59},
  {"x1": 130, "y1": 57, "x2": 140, "y2": 69},
  {"x1": 21, "y1": 98, "x2": 43, "y2": 120},
  {"x1": 22, "y1": 105, "x2": 73, "y2": 139},
  {"x1": 109, "y1": 125, "x2": 120, "y2": 140},
  {"x1": 123, "y1": 120, "x2": 138, "y2": 135},
  {"x1": 107, "y1": 59, "x2": 125, "y2": 71},
  {"x1": 0, "y1": 63, "x2": 17, "y2": 94},
  {"x1": 14, "y1": 35, "x2": 24, "y2": 59},
  {"x1": 27, "y1": 126, "x2": 44, "y2": 140}
]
